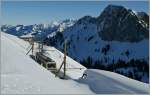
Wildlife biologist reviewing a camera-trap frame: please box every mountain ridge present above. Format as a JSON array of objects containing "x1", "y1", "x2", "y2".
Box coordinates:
[{"x1": 43, "y1": 4, "x2": 149, "y2": 83}]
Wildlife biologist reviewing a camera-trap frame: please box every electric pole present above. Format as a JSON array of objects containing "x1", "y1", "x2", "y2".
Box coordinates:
[{"x1": 63, "y1": 40, "x2": 67, "y2": 79}]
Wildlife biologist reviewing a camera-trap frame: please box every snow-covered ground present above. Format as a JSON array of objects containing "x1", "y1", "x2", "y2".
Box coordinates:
[
  {"x1": 1, "y1": 32, "x2": 92, "y2": 94},
  {"x1": 1, "y1": 32, "x2": 149, "y2": 94},
  {"x1": 78, "y1": 69, "x2": 149, "y2": 94}
]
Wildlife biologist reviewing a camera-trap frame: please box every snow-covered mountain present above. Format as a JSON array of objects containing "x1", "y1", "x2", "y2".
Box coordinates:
[
  {"x1": 97, "y1": 5, "x2": 148, "y2": 42},
  {"x1": 1, "y1": 32, "x2": 149, "y2": 94},
  {"x1": 44, "y1": 5, "x2": 149, "y2": 83},
  {"x1": 1, "y1": 19, "x2": 76, "y2": 41}
]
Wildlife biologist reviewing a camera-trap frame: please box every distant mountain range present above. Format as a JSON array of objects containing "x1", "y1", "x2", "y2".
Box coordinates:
[
  {"x1": 1, "y1": 5, "x2": 149, "y2": 83},
  {"x1": 1, "y1": 19, "x2": 76, "y2": 40}
]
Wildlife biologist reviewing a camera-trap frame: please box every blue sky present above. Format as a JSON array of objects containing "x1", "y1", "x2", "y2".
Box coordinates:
[{"x1": 1, "y1": 1, "x2": 149, "y2": 25}]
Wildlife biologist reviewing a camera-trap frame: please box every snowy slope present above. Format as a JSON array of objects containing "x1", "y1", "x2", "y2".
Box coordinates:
[
  {"x1": 1, "y1": 32, "x2": 93, "y2": 94},
  {"x1": 1, "y1": 31, "x2": 87, "y2": 80},
  {"x1": 26, "y1": 43, "x2": 87, "y2": 79},
  {"x1": 78, "y1": 69, "x2": 149, "y2": 94},
  {"x1": 1, "y1": 32, "x2": 149, "y2": 94}
]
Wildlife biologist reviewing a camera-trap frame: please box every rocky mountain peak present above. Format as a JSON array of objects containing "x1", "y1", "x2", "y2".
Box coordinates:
[
  {"x1": 137, "y1": 12, "x2": 149, "y2": 26},
  {"x1": 100, "y1": 4, "x2": 128, "y2": 16},
  {"x1": 77, "y1": 16, "x2": 96, "y2": 25},
  {"x1": 97, "y1": 4, "x2": 149, "y2": 42}
]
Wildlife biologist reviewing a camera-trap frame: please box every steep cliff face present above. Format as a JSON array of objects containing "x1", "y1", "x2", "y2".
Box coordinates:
[
  {"x1": 97, "y1": 5, "x2": 148, "y2": 42},
  {"x1": 137, "y1": 12, "x2": 149, "y2": 27}
]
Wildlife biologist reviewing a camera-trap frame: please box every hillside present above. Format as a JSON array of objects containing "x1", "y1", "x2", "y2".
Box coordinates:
[
  {"x1": 1, "y1": 32, "x2": 92, "y2": 94},
  {"x1": 1, "y1": 32, "x2": 149, "y2": 94}
]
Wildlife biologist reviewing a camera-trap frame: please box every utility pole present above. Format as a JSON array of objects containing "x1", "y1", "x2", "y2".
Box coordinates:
[
  {"x1": 31, "y1": 39, "x2": 34, "y2": 55},
  {"x1": 38, "y1": 41, "x2": 43, "y2": 53},
  {"x1": 55, "y1": 39, "x2": 67, "y2": 79},
  {"x1": 63, "y1": 40, "x2": 67, "y2": 79},
  {"x1": 26, "y1": 37, "x2": 34, "y2": 55}
]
